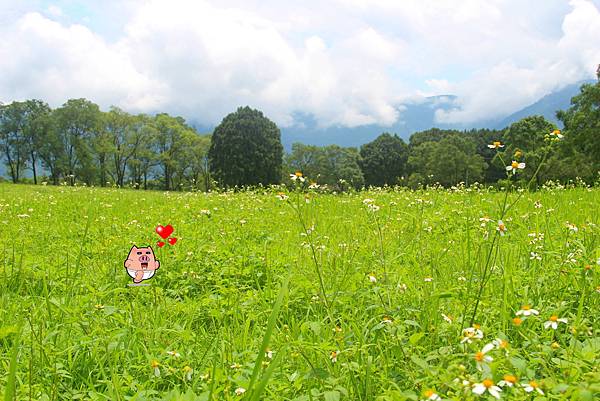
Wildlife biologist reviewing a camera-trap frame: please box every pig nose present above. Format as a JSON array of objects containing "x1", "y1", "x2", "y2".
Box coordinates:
[{"x1": 139, "y1": 255, "x2": 150, "y2": 262}]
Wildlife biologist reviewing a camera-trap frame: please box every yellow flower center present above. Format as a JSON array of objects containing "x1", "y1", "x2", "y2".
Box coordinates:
[
  {"x1": 512, "y1": 317, "x2": 522, "y2": 326},
  {"x1": 475, "y1": 352, "x2": 485, "y2": 362},
  {"x1": 503, "y1": 374, "x2": 517, "y2": 383},
  {"x1": 499, "y1": 340, "x2": 508, "y2": 348},
  {"x1": 473, "y1": 324, "x2": 481, "y2": 329},
  {"x1": 295, "y1": 171, "x2": 303, "y2": 177},
  {"x1": 482, "y1": 379, "x2": 494, "y2": 388},
  {"x1": 511, "y1": 161, "x2": 519, "y2": 168},
  {"x1": 549, "y1": 315, "x2": 558, "y2": 322},
  {"x1": 151, "y1": 360, "x2": 160, "y2": 368},
  {"x1": 424, "y1": 390, "x2": 435, "y2": 397},
  {"x1": 498, "y1": 223, "x2": 506, "y2": 231},
  {"x1": 529, "y1": 381, "x2": 539, "y2": 388},
  {"x1": 522, "y1": 305, "x2": 530, "y2": 310},
  {"x1": 493, "y1": 141, "x2": 501, "y2": 147},
  {"x1": 552, "y1": 129, "x2": 561, "y2": 135},
  {"x1": 514, "y1": 150, "x2": 522, "y2": 157}
]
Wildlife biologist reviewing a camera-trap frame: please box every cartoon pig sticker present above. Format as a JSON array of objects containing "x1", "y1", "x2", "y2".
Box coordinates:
[{"x1": 124, "y1": 245, "x2": 160, "y2": 283}]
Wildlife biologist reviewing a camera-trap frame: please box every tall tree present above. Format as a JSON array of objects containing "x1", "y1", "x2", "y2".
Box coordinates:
[
  {"x1": 0, "y1": 102, "x2": 28, "y2": 183},
  {"x1": 154, "y1": 113, "x2": 193, "y2": 190},
  {"x1": 22, "y1": 100, "x2": 52, "y2": 184},
  {"x1": 557, "y1": 73, "x2": 600, "y2": 172},
  {"x1": 53, "y1": 99, "x2": 102, "y2": 185},
  {"x1": 359, "y1": 133, "x2": 408, "y2": 186},
  {"x1": 209, "y1": 106, "x2": 283, "y2": 187}
]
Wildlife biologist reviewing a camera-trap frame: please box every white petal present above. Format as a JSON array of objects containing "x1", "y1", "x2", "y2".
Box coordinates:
[
  {"x1": 472, "y1": 384, "x2": 486, "y2": 395},
  {"x1": 530, "y1": 309, "x2": 539, "y2": 315},
  {"x1": 518, "y1": 163, "x2": 526, "y2": 169},
  {"x1": 558, "y1": 318, "x2": 568, "y2": 324},
  {"x1": 489, "y1": 387, "x2": 502, "y2": 399},
  {"x1": 488, "y1": 145, "x2": 495, "y2": 148},
  {"x1": 552, "y1": 322, "x2": 558, "y2": 330},
  {"x1": 482, "y1": 343, "x2": 495, "y2": 353},
  {"x1": 506, "y1": 166, "x2": 512, "y2": 171},
  {"x1": 544, "y1": 321, "x2": 551, "y2": 329}
]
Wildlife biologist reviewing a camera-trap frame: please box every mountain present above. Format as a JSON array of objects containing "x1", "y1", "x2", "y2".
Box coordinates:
[
  {"x1": 279, "y1": 80, "x2": 594, "y2": 149},
  {"x1": 492, "y1": 80, "x2": 593, "y2": 129}
]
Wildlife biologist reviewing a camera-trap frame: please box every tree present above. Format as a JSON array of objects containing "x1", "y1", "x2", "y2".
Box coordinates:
[
  {"x1": 503, "y1": 116, "x2": 556, "y2": 185},
  {"x1": 154, "y1": 113, "x2": 194, "y2": 190},
  {"x1": 128, "y1": 116, "x2": 159, "y2": 190},
  {"x1": 53, "y1": 99, "x2": 102, "y2": 185},
  {"x1": 359, "y1": 133, "x2": 408, "y2": 186},
  {"x1": 285, "y1": 143, "x2": 364, "y2": 189},
  {"x1": 22, "y1": 100, "x2": 52, "y2": 184},
  {"x1": 557, "y1": 74, "x2": 600, "y2": 176},
  {"x1": 209, "y1": 106, "x2": 283, "y2": 187},
  {"x1": 407, "y1": 133, "x2": 486, "y2": 187},
  {"x1": 0, "y1": 102, "x2": 28, "y2": 183}
]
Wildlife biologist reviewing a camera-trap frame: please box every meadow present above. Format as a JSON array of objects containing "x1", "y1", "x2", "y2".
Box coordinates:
[{"x1": 0, "y1": 181, "x2": 598, "y2": 400}]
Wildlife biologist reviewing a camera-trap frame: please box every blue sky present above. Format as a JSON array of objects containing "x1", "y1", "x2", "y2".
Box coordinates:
[{"x1": 1, "y1": 0, "x2": 599, "y2": 128}]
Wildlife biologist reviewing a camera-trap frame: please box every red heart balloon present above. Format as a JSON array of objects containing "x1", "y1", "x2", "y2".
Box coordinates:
[
  {"x1": 157, "y1": 241, "x2": 165, "y2": 248},
  {"x1": 155, "y1": 224, "x2": 174, "y2": 239},
  {"x1": 168, "y1": 237, "x2": 177, "y2": 245}
]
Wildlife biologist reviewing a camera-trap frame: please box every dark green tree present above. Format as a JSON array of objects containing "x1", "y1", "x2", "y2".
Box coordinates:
[
  {"x1": 209, "y1": 106, "x2": 283, "y2": 187},
  {"x1": 359, "y1": 133, "x2": 408, "y2": 186},
  {"x1": 53, "y1": 99, "x2": 102, "y2": 185},
  {"x1": 556, "y1": 72, "x2": 600, "y2": 179},
  {"x1": 0, "y1": 102, "x2": 28, "y2": 183}
]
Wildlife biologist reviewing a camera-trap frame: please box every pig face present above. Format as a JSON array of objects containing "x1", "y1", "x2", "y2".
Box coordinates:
[{"x1": 124, "y1": 245, "x2": 160, "y2": 271}]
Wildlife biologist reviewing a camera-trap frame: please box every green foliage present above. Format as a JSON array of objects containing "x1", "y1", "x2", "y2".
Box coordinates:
[
  {"x1": 285, "y1": 143, "x2": 364, "y2": 189},
  {"x1": 209, "y1": 106, "x2": 283, "y2": 187},
  {"x1": 557, "y1": 77, "x2": 600, "y2": 179},
  {"x1": 407, "y1": 132, "x2": 487, "y2": 187},
  {"x1": 360, "y1": 133, "x2": 408, "y2": 187}
]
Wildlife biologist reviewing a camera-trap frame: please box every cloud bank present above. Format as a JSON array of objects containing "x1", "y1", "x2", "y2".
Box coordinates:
[{"x1": 0, "y1": 0, "x2": 598, "y2": 128}]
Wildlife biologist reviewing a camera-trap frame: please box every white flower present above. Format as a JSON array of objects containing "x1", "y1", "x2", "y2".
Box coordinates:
[
  {"x1": 422, "y1": 389, "x2": 441, "y2": 400},
  {"x1": 498, "y1": 374, "x2": 518, "y2": 387},
  {"x1": 290, "y1": 172, "x2": 305, "y2": 182},
  {"x1": 472, "y1": 379, "x2": 501, "y2": 399},
  {"x1": 506, "y1": 161, "x2": 526, "y2": 174},
  {"x1": 166, "y1": 350, "x2": 181, "y2": 358},
  {"x1": 496, "y1": 220, "x2": 507, "y2": 236},
  {"x1": 441, "y1": 313, "x2": 453, "y2": 323},
  {"x1": 330, "y1": 350, "x2": 339, "y2": 363},
  {"x1": 530, "y1": 252, "x2": 542, "y2": 260},
  {"x1": 474, "y1": 343, "x2": 494, "y2": 370},
  {"x1": 424, "y1": 277, "x2": 433, "y2": 282},
  {"x1": 235, "y1": 387, "x2": 246, "y2": 396},
  {"x1": 461, "y1": 325, "x2": 484, "y2": 344},
  {"x1": 522, "y1": 380, "x2": 544, "y2": 395},
  {"x1": 183, "y1": 366, "x2": 193, "y2": 381},
  {"x1": 368, "y1": 274, "x2": 377, "y2": 283},
  {"x1": 516, "y1": 305, "x2": 539, "y2": 317},
  {"x1": 544, "y1": 315, "x2": 567, "y2": 330},
  {"x1": 276, "y1": 192, "x2": 289, "y2": 201},
  {"x1": 487, "y1": 141, "x2": 504, "y2": 149}
]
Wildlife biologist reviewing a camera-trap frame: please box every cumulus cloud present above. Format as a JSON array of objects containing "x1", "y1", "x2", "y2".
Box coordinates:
[{"x1": 0, "y1": 0, "x2": 598, "y2": 128}]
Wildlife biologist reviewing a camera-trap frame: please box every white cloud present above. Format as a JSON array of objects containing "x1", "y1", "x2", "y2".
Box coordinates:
[{"x1": 0, "y1": 0, "x2": 598, "y2": 128}]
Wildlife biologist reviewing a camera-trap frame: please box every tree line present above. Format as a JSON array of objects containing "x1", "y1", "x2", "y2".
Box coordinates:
[{"x1": 1, "y1": 74, "x2": 598, "y2": 190}]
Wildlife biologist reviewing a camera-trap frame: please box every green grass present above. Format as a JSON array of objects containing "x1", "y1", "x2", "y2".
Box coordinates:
[{"x1": 0, "y1": 182, "x2": 598, "y2": 400}]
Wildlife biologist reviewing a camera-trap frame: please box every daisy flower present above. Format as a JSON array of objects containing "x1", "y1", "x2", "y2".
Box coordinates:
[
  {"x1": 330, "y1": 350, "x2": 339, "y2": 363},
  {"x1": 496, "y1": 220, "x2": 507, "y2": 236},
  {"x1": 461, "y1": 325, "x2": 484, "y2": 344},
  {"x1": 550, "y1": 129, "x2": 564, "y2": 139},
  {"x1": 522, "y1": 380, "x2": 544, "y2": 395},
  {"x1": 235, "y1": 387, "x2": 246, "y2": 396},
  {"x1": 183, "y1": 365, "x2": 193, "y2": 381},
  {"x1": 472, "y1": 379, "x2": 502, "y2": 399},
  {"x1": 290, "y1": 171, "x2": 305, "y2": 182},
  {"x1": 516, "y1": 305, "x2": 539, "y2": 317},
  {"x1": 487, "y1": 141, "x2": 505, "y2": 149},
  {"x1": 544, "y1": 315, "x2": 568, "y2": 330},
  {"x1": 506, "y1": 161, "x2": 526, "y2": 174},
  {"x1": 474, "y1": 343, "x2": 494, "y2": 370},
  {"x1": 368, "y1": 274, "x2": 377, "y2": 283},
  {"x1": 498, "y1": 374, "x2": 518, "y2": 387},
  {"x1": 276, "y1": 192, "x2": 289, "y2": 201},
  {"x1": 151, "y1": 360, "x2": 161, "y2": 377},
  {"x1": 166, "y1": 350, "x2": 181, "y2": 358},
  {"x1": 422, "y1": 389, "x2": 441, "y2": 400}
]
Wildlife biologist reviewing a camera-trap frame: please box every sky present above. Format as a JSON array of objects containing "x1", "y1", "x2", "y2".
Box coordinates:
[{"x1": 0, "y1": 0, "x2": 599, "y2": 129}]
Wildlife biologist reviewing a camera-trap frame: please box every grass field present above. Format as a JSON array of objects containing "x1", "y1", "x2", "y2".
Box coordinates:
[{"x1": 0, "y1": 182, "x2": 599, "y2": 400}]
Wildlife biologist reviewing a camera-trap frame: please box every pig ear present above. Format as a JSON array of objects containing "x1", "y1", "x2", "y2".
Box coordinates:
[{"x1": 130, "y1": 245, "x2": 138, "y2": 251}]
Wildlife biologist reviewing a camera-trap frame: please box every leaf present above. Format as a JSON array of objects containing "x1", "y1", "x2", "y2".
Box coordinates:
[
  {"x1": 408, "y1": 332, "x2": 425, "y2": 345},
  {"x1": 4, "y1": 326, "x2": 21, "y2": 401},
  {"x1": 410, "y1": 355, "x2": 430, "y2": 372},
  {"x1": 323, "y1": 390, "x2": 340, "y2": 401}
]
